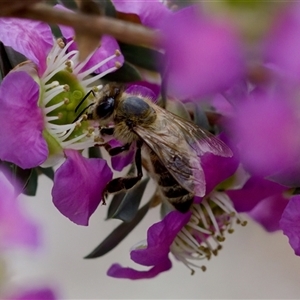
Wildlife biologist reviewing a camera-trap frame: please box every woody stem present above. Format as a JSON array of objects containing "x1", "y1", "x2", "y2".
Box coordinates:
[{"x1": 12, "y1": 2, "x2": 159, "y2": 48}]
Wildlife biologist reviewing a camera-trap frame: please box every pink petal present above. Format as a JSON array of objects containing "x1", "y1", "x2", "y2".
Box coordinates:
[
  {"x1": 107, "y1": 211, "x2": 190, "y2": 279},
  {"x1": 125, "y1": 84, "x2": 158, "y2": 101},
  {"x1": 111, "y1": 0, "x2": 170, "y2": 28},
  {"x1": 107, "y1": 259, "x2": 172, "y2": 280},
  {"x1": 200, "y1": 134, "x2": 239, "y2": 196},
  {"x1": 0, "y1": 18, "x2": 53, "y2": 75},
  {"x1": 280, "y1": 195, "x2": 300, "y2": 255},
  {"x1": 249, "y1": 194, "x2": 288, "y2": 232},
  {"x1": 160, "y1": 6, "x2": 245, "y2": 99},
  {"x1": 0, "y1": 171, "x2": 40, "y2": 249},
  {"x1": 131, "y1": 211, "x2": 191, "y2": 266},
  {"x1": 52, "y1": 150, "x2": 113, "y2": 226},
  {"x1": 7, "y1": 287, "x2": 57, "y2": 300},
  {"x1": 109, "y1": 139, "x2": 135, "y2": 172},
  {"x1": 230, "y1": 90, "x2": 300, "y2": 177},
  {"x1": 264, "y1": 2, "x2": 300, "y2": 82},
  {"x1": 0, "y1": 70, "x2": 48, "y2": 169},
  {"x1": 226, "y1": 176, "x2": 287, "y2": 212}
]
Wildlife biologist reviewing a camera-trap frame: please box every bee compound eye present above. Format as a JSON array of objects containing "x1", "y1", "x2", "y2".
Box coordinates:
[{"x1": 96, "y1": 97, "x2": 115, "y2": 119}]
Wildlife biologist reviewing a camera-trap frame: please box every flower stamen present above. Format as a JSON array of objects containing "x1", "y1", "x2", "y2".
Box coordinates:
[{"x1": 171, "y1": 191, "x2": 246, "y2": 273}]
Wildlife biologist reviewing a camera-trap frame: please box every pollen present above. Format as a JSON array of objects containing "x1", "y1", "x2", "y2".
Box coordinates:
[
  {"x1": 115, "y1": 61, "x2": 122, "y2": 69},
  {"x1": 57, "y1": 38, "x2": 65, "y2": 49}
]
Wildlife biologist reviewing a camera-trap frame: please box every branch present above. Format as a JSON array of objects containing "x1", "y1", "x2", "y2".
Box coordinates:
[{"x1": 14, "y1": 3, "x2": 159, "y2": 48}]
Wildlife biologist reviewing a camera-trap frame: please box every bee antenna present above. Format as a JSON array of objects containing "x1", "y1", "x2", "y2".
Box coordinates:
[
  {"x1": 73, "y1": 103, "x2": 94, "y2": 123},
  {"x1": 75, "y1": 90, "x2": 95, "y2": 113}
]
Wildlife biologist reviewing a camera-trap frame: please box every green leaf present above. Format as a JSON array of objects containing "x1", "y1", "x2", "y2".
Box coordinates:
[
  {"x1": 23, "y1": 169, "x2": 38, "y2": 196},
  {"x1": 57, "y1": 0, "x2": 77, "y2": 10},
  {"x1": 38, "y1": 167, "x2": 55, "y2": 181},
  {"x1": 11, "y1": 164, "x2": 33, "y2": 193},
  {"x1": 102, "y1": 61, "x2": 141, "y2": 82},
  {"x1": 88, "y1": 146, "x2": 102, "y2": 159},
  {"x1": 93, "y1": 0, "x2": 117, "y2": 17},
  {"x1": 106, "y1": 163, "x2": 136, "y2": 219},
  {"x1": 106, "y1": 190, "x2": 126, "y2": 219},
  {"x1": 84, "y1": 201, "x2": 150, "y2": 259},
  {"x1": 186, "y1": 102, "x2": 210, "y2": 130},
  {"x1": 111, "y1": 177, "x2": 150, "y2": 222},
  {"x1": 0, "y1": 43, "x2": 26, "y2": 78},
  {"x1": 119, "y1": 43, "x2": 164, "y2": 72}
]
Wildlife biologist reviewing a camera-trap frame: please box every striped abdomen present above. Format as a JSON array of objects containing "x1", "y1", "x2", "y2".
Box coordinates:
[{"x1": 147, "y1": 149, "x2": 194, "y2": 213}]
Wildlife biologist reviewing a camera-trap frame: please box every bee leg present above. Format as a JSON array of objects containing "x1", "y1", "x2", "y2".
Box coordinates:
[
  {"x1": 104, "y1": 140, "x2": 143, "y2": 195},
  {"x1": 104, "y1": 143, "x2": 131, "y2": 156}
]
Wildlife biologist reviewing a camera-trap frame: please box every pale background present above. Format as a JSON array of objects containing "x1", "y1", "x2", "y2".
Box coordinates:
[{"x1": 5, "y1": 174, "x2": 300, "y2": 299}]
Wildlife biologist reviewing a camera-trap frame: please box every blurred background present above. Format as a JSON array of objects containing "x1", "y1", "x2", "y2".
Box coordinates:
[{"x1": 5, "y1": 174, "x2": 300, "y2": 299}]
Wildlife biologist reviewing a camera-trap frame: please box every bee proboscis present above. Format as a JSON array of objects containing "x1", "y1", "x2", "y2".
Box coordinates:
[{"x1": 85, "y1": 83, "x2": 232, "y2": 213}]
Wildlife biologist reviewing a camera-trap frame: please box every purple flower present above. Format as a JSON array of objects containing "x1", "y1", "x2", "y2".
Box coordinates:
[
  {"x1": 160, "y1": 6, "x2": 245, "y2": 99},
  {"x1": 0, "y1": 17, "x2": 123, "y2": 167},
  {"x1": 107, "y1": 143, "x2": 241, "y2": 279},
  {"x1": 0, "y1": 17, "x2": 122, "y2": 225},
  {"x1": 0, "y1": 170, "x2": 39, "y2": 249}
]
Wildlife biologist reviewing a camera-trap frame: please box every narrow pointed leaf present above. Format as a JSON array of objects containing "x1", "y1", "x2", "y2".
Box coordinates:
[
  {"x1": 38, "y1": 166, "x2": 54, "y2": 180},
  {"x1": 94, "y1": 0, "x2": 116, "y2": 17},
  {"x1": 84, "y1": 202, "x2": 150, "y2": 259},
  {"x1": 106, "y1": 163, "x2": 136, "y2": 219},
  {"x1": 119, "y1": 43, "x2": 164, "y2": 71},
  {"x1": 57, "y1": 0, "x2": 77, "y2": 10},
  {"x1": 14, "y1": 165, "x2": 33, "y2": 192},
  {"x1": 106, "y1": 190, "x2": 126, "y2": 220},
  {"x1": 187, "y1": 102, "x2": 210, "y2": 130},
  {"x1": 102, "y1": 61, "x2": 141, "y2": 82},
  {"x1": 88, "y1": 146, "x2": 102, "y2": 159},
  {"x1": 111, "y1": 177, "x2": 150, "y2": 222},
  {"x1": 0, "y1": 42, "x2": 26, "y2": 78},
  {"x1": 23, "y1": 168, "x2": 38, "y2": 196}
]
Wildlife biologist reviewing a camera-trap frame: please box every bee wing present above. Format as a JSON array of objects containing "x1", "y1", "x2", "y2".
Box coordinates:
[
  {"x1": 135, "y1": 122, "x2": 206, "y2": 197},
  {"x1": 158, "y1": 106, "x2": 233, "y2": 158},
  {"x1": 134, "y1": 106, "x2": 232, "y2": 197}
]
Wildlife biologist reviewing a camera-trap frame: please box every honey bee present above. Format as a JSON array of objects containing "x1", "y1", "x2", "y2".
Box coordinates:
[{"x1": 85, "y1": 83, "x2": 232, "y2": 213}]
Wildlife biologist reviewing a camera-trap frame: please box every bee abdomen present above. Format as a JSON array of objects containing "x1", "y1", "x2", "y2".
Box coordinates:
[
  {"x1": 147, "y1": 149, "x2": 194, "y2": 213},
  {"x1": 161, "y1": 185, "x2": 190, "y2": 198},
  {"x1": 168, "y1": 193, "x2": 194, "y2": 213},
  {"x1": 155, "y1": 162, "x2": 194, "y2": 213}
]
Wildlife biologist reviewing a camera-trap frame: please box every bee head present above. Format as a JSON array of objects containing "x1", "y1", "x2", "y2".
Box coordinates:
[
  {"x1": 88, "y1": 84, "x2": 122, "y2": 121},
  {"x1": 94, "y1": 96, "x2": 115, "y2": 120}
]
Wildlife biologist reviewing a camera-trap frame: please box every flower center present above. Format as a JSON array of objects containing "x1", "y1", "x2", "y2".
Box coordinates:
[
  {"x1": 39, "y1": 38, "x2": 122, "y2": 166},
  {"x1": 170, "y1": 191, "x2": 247, "y2": 274}
]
